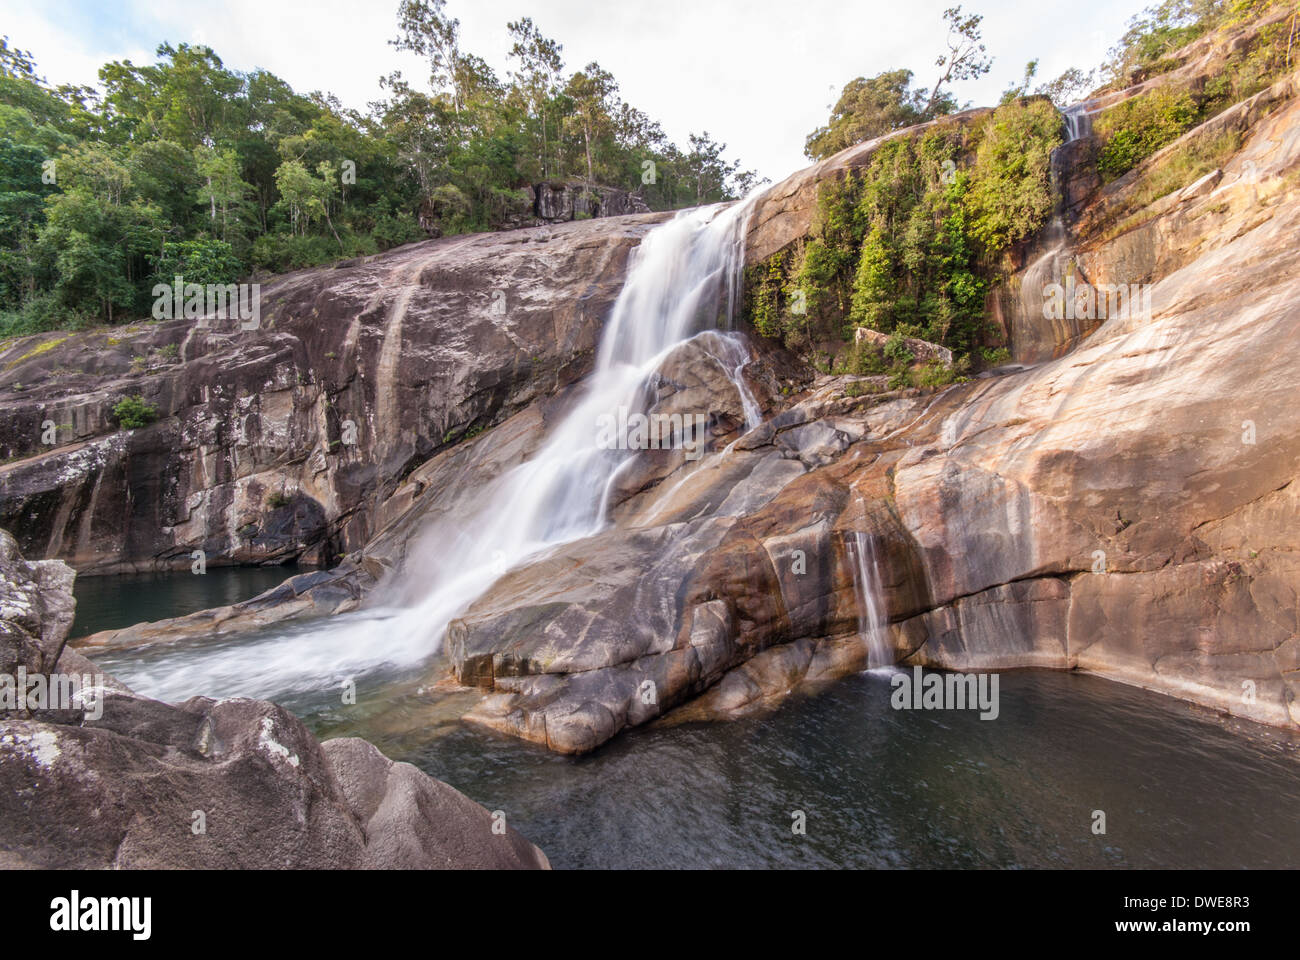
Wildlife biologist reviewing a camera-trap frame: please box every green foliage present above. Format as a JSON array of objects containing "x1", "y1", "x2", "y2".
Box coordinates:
[
  {"x1": 112, "y1": 394, "x2": 158, "y2": 429},
  {"x1": 1098, "y1": 128, "x2": 1245, "y2": 237},
  {"x1": 0, "y1": 291, "x2": 77, "y2": 338},
  {"x1": 0, "y1": 15, "x2": 762, "y2": 332},
  {"x1": 832, "y1": 341, "x2": 891, "y2": 376},
  {"x1": 1093, "y1": 4, "x2": 1292, "y2": 184},
  {"x1": 747, "y1": 251, "x2": 787, "y2": 340},
  {"x1": 887, "y1": 367, "x2": 915, "y2": 390},
  {"x1": 1095, "y1": 88, "x2": 1200, "y2": 180},
  {"x1": 965, "y1": 99, "x2": 1063, "y2": 247},
  {"x1": 150, "y1": 239, "x2": 241, "y2": 287},
  {"x1": 916, "y1": 359, "x2": 965, "y2": 387},
  {"x1": 804, "y1": 5, "x2": 991, "y2": 160},
  {"x1": 748, "y1": 99, "x2": 1061, "y2": 368},
  {"x1": 805, "y1": 70, "x2": 934, "y2": 160},
  {"x1": 1102, "y1": 0, "x2": 1226, "y2": 83},
  {"x1": 883, "y1": 330, "x2": 915, "y2": 364}
]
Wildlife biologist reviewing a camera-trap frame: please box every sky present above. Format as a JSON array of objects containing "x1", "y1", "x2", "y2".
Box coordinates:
[{"x1": 0, "y1": 0, "x2": 1147, "y2": 183}]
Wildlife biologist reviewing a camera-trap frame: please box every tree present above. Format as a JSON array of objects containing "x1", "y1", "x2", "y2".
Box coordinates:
[
  {"x1": 194, "y1": 145, "x2": 254, "y2": 247},
  {"x1": 391, "y1": 0, "x2": 466, "y2": 115},
  {"x1": 273, "y1": 158, "x2": 327, "y2": 236},
  {"x1": 0, "y1": 37, "x2": 39, "y2": 82},
  {"x1": 1, "y1": 7, "x2": 767, "y2": 330},
  {"x1": 924, "y1": 6, "x2": 993, "y2": 116},
  {"x1": 805, "y1": 70, "x2": 929, "y2": 160},
  {"x1": 38, "y1": 143, "x2": 166, "y2": 322},
  {"x1": 1103, "y1": 0, "x2": 1225, "y2": 83},
  {"x1": 564, "y1": 63, "x2": 617, "y2": 183},
  {"x1": 1002, "y1": 60, "x2": 1096, "y2": 107},
  {"x1": 507, "y1": 17, "x2": 564, "y2": 180},
  {"x1": 683, "y1": 132, "x2": 746, "y2": 205},
  {"x1": 806, "y1": 7, "x2": 986, "y2": 160},
  {"x1": 99, "y1": 43, "x2": 242, "y2": 148}
]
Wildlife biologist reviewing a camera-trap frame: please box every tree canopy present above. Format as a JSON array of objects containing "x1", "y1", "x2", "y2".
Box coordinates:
[{"x1": 0, "y1": 3, "x2": 761, "y2": 335}]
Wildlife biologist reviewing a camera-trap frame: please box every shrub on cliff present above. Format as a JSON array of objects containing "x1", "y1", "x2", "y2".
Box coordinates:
[
  {"x1": 1095, "y1": 88, "x2": 1201, "y2": 180},
  {"x1": 111, "y1": 395, "x2": 158, "y2": 430},
  {"x1": 1094, "y1": 2, "x2": 1296, "y2": 181},
  {"x1": 747, "y1": 99, "x2": 1061, "y2": 366},
  {"x1": 965, "y1": 98, "x2": 1063, "y2": 248}
]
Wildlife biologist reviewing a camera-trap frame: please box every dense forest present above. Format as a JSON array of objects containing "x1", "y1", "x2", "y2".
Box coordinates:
[
  {"x1": 2, "y1": 0, "x2": 1291, "y2": 345},
  {"x1": 0, "y1": 0, "x2": 762, "y2": 336}
]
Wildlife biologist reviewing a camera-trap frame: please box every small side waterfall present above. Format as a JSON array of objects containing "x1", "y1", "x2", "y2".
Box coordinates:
[
  {"x1": 1062, "y1": 101, "x2": 1094, "y2": 142},
  {"x1": 846, "y1": 531, "x2": 892, "y2": 669}
]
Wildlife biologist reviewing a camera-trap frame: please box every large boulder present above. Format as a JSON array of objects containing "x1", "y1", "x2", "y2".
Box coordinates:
[
  {"x1": 0, "y1": 530, "x2": 549, "y2": 869},
  {"x1": 532, "y1": 182, "x2": 652, "y2": 223},
  {"x1": 0, "y1": 528, "x2": 75, "y2": 675}
]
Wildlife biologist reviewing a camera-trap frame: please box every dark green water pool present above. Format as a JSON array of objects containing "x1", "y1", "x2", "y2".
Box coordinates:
[
  {"x1": 81, "y1": 570, "x2": 1300, "y2": 869},
  {"x1": 308, "y1": 668, "x2": 1300, "y2": 869},
  {"x1": 71, "y1": 564, "x2": 299, "y2": 637}
]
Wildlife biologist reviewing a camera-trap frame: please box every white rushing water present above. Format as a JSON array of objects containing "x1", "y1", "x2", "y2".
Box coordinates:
[
  {"x1": 846, "y1": 530, "x2": 892, "y2": 670},
  {"x1": 129, "y1": 199, "x2": 762, "y2": 704}
]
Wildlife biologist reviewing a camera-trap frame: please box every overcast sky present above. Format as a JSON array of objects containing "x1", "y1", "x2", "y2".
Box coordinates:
[{"x1": 1, "y1": 0, "x2": 1145, "y2": 182}]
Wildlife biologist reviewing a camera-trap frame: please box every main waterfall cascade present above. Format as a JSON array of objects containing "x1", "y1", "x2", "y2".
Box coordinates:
[{"x1": 131, "y1": 199, "x2": 766, "y2": 703}]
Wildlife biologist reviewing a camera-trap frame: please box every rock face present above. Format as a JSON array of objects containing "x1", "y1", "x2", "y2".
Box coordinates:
[
  {"x1": 0, "y1": 531, "x2": 549, "y2": 869},
  {"x1": 423, "y1": 67, "x2": 1300, "y2": 747},
  {"x1": 73, "y1": 65, "x2": 1300, "y2": 754},
  {"x1": 22, "y1": 25, "x2": 1300, "y2": 759},
  {"x1": 531, "y1": 182, "x2": 652, "y2": 223},
  {"x1": 0, "y1": 213, "x2": 668, "y2": 575},
  {"x1": 0, "y1": 529, "x2": 75, "y2": 675}
]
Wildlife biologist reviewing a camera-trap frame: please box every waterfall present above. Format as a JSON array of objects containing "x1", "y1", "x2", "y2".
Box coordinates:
[
  {"x1": 846, "y1": 531, "x2": 892, "y2": 669},
  {"x1": 389, "y1": 198, "x2": 759, "y2": 603},
  {"x1": 123, "y1": 198, "x2": 763, "y2": 704},
  {"x1": 1018, "y1": 101, "x2": 1097, "y2": 333},
  {"x1": 1062, "y1": 101, "x2": 1095, "y2": 143}
]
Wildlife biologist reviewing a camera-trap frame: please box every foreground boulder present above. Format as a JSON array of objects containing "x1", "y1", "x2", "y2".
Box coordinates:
[
  {"x1": 0, "y1": 529, "x2": 75, "y2": 675},
  {"x1": 0, "y1": 532, "x2": 548, "y2": 869}
]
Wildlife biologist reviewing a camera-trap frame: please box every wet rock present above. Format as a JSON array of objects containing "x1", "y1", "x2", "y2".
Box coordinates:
[{"x1": 0, "y1": 213, "x2": 670, "y2": 575}]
